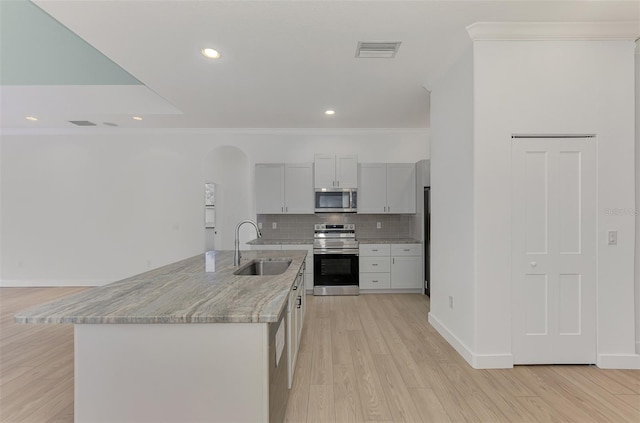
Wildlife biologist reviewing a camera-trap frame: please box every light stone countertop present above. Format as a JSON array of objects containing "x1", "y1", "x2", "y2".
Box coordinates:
[
  {"x1": 247, "y1": 238, "x2": 313, "y2": 245},
  {"x1": 15, "y1": 250, "x2": 306, "y2": 325},
  {"x1": 248, "y1": 238, "x2": 420, "y2": 245},
  {"x1": 358, "y1": 238, "x2": 421, "y2": 244}
]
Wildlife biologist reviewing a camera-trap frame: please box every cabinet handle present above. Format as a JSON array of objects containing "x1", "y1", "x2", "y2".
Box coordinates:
[
  {"x1": 372, "y1": 249, "x2": 378, "y2": 252},
  {"x1": 281, "y1": 206, "x2": 284, "y2": 212},
  {"x1": 393, "y1": 258, "x2": 395, "y2": 264},
  {"x1": 286, "y1": 206, "x2": 288, "y2": 212},
  {"x1": 293, "y1": 285, "x2": 298, "y2": 290},
  {"x1": 372, "y1": 280, "x2": 379, "y2": 283},
  {"x1": 388, "y1": 206, "x2": 391, "y2": 212},
  {"x1": 336, "y1": 180, "x2": 340, "y2": 187},
  {"x1": 404, "y1": 249, "x2": 410, "y2": 252},
  {"x1": 297, "y1": 297, "x2": 302, "y2": 308},
  {"x1": 372, "y1": 263, "x2": 378, "y2": 266}
]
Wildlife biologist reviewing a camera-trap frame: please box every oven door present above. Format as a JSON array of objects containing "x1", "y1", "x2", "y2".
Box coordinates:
[{"x1": 313, "y1": 251, "x2": 359, "y2": 287}]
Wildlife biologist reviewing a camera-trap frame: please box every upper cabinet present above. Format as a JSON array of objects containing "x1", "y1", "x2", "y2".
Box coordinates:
[
  {"x1": 314, "y1": 154, "x2": 358, "y2": 189},
  {"x1": 358, "y1": 163, "x2": 416, "y2": 214},
  {"x1": 256, "y1": 163, "x2": 314, "y2": 214}
]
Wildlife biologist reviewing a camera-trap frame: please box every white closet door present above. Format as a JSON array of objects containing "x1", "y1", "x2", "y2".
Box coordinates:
[{"x1": 512, "y1": 137, "x2": 596, "y2": 364}]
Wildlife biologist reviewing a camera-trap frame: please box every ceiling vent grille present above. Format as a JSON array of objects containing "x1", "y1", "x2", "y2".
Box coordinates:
[
  {"x1": 355, "y1": 41, "x2": 401, "y2": 58},
  {"x1": 68, "y1": 120, "x2": 97, "y2": 126}
]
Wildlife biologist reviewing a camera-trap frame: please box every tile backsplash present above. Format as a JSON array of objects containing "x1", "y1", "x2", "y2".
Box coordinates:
[{"x1": 257, "y1": 214, "x2": 414, "y2": 240}]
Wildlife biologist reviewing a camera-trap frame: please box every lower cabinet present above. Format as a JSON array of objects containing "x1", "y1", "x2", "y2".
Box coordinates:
[
  {"x1": 359, "y1": 243, "x2": 422, "y2": 291},
  {"x1": 287, "y1": 271, "x2": 305, "y2": 389},
  {"x1": 251, "y1": 243, "x2": 308, "y2": 388},
  {"x1": 280, "y1": 244, "x2": 313, "y2": 292}
]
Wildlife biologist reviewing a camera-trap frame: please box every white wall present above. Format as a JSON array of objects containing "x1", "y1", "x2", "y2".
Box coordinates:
[
  {"x1": 428, "y1": 44, "x2": 476, "y2": 357},
  {"x1": 474, "y1": 40, "x2": 637, "y2": 366},
  {"x1": 0, "y1": 129, "x2": 428, "y2": 286},
  {"x1": 635, "y1": 40, "x2": 640, "y2": 353}
]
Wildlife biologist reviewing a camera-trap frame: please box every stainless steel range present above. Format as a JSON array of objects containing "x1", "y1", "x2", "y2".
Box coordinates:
[{"x1": 313, "y1": 224, "x2": 359, "y2": 296}]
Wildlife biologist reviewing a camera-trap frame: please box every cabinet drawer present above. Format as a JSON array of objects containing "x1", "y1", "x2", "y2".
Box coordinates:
[
  {"x1": 359, "y1": 273, "x2": 391, "y2": 289},
  {"x1": 359, "y1": 244, "x2": 391, "y2": 256},
  {"x1": 391, "y1": 243, "x2": 421, "y2": 256},
  {"x1": 360, "y1": 257, "x2": 390, "y2": 273}
]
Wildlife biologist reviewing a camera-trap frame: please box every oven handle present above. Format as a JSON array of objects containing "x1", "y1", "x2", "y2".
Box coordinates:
[{"x1": 314, "y1": 249, "x2": 359, "y2": 255}]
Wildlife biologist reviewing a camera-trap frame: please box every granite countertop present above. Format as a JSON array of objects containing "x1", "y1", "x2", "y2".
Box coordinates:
[
  {"x1": 15, "y1": 250, "x2": 306, "y2": 325},
  {"x1": 357, "y1": 238, "x2": 420, "y2": 244},
  {"x1": 249, "y1": 238, "x2": 420, "y2": 245},
  {"x1": 247, "y1": 238, "x2": 313, "y2": 245}
]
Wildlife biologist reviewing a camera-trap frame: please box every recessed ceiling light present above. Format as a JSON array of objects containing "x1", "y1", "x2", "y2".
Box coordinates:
[
  {"x1": 201, "y1": 48, "x2": 221, "y2": 59},
  {"x1": 324, "y1": 110, "x2": 336, "y2": 115},
  {"x1": 132, "y1": 116, "x2": 143, "y2": 121},
  {"x1": 25, "y1": 116, "x2": 38, "y2": 121}
]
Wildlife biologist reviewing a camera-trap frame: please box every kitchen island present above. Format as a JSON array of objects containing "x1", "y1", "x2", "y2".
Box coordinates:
[{"x1": 15, "y1": 250, "x2": 307, "y2": 423}]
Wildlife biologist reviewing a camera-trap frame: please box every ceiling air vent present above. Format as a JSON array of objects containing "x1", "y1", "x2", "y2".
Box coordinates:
[
  {"x1": 68, "y1": 120, "x2": 97, "y2": 126},
  {"x1": 355, "y1": 41, "x2": 401, "y2": 58}
]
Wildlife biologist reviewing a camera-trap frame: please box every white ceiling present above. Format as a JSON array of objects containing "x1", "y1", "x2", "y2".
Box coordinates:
[{"x1": 3, "y1": 0, "x2": 639, "y2": 130}]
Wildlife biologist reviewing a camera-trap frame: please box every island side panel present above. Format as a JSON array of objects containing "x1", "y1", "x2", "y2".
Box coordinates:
[{"x1": 75, "y1": 323, "x2": 269, "y2": 423}]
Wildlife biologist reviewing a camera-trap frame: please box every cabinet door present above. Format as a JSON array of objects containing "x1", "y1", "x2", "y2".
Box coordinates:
[
  {"x1": 255, "y1": 164, "x2": 285, "y2": 214},
  {"x1": 336, "y1": 155, "x2": 358, "y2": 188},
  {"x1": 284, "y1": 164, "x2": 314, "y2": 214},
  {"x1": 314, "y1": 154, "x2": 336, "y2": 188},
  {"x1": 386, "y1": 163, "x2": 416, "y2": 214},
  {"x1": 357, "y1": 163, "x2": 387, "y2": 214},
  {"x1": 391, "y1": 256, "x2": 421, "y2": 289}
]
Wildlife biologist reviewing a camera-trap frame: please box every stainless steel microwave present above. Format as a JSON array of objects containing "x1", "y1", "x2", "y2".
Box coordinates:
[{"x1": 314, "y1": 189, "x2": 357, "y2": 213}]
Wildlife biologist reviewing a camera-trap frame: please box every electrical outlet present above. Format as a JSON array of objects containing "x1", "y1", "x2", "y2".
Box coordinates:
[
  {"x1": 272, "y1": 222, "x2": 277, "y2": 230},
  {"x1": 377, "y1": 222, "x2": 381, "y2": 229},
  {"x1": 449, "y1": 296, "x2": 454, "y2": 309},
  {"x1": 258, "y1": 222, "x2": 262, "y2": 230},
  {"x1": 608, "y1": 230, "x2": 617, "y2": 245}
]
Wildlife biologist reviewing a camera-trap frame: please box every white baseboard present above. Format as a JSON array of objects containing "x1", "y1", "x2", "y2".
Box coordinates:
[
  {"x1": 0, "y1": 279, "x2": 109, "y2": 287},
  {"x1": 597, "y1": 353, "x2": 640, "y2": 369},
  {"x1": 428, "y1": 312, "x2": 513, "y2": 369}
]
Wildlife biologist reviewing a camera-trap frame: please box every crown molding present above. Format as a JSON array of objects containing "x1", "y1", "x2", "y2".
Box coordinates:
[
  {"x1": 0, "y1": 127, "x2": 430, "y2": 136},
  {"x1": 466, "y1": 22, "x2": 640, "y2": 41}
]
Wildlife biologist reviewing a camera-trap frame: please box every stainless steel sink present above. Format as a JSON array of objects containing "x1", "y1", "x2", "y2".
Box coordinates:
[{"x1": 233, "y1": 258, "x2": 292, "y2": 276}]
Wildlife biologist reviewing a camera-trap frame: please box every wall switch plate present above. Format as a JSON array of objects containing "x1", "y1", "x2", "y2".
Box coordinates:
[
  {"x1": 608, "y1": 230, "x2": 617, "y2": 245},
  {"x1": 258, "y1": 222, "x2": 262, "y2": 230},
  {"x1": 377, "y1": 222, "x2": 381, "y2": 229},
  {"x1": 449, "y1": 296, "x2": 453, "y2": 309},
  {"x1": 272, "y1": 222, "x2": 277, "y2": 230}
]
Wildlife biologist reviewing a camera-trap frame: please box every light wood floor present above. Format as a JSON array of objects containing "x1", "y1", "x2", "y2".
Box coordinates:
[{"x1": 1, "y1": 288, "x2": 639, "y2": 422}]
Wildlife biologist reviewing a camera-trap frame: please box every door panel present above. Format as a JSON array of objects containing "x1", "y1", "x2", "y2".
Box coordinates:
[
  {"x1": 525, "y1": 152, "x2": 549, "y2": 254},
  {"x1": 512, "y1": 138, "x2": 596, "y2": 365},
  {"x1": 558, "y1": 152, "x2": 581, "y2": 254},
  {"x1": 558, "y1": 274, "x2": 581, "y2": 335},
  {"x1": 525, "y1": 274, "x2": 549, "y2": 336}
]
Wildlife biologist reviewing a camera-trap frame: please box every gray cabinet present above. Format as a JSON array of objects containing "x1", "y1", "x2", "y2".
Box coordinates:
[
  {"x1": 314, "y1": 154, "x2": 358, "y2": 189},
  {"x1": 358, "y1": 163, "x2": 416, "y2": 214},
  {"x1": 359, "y1": 243, "x2": 422, "y2": 290},
  {"x1": 255, "y1": 163, "x2": 313, "y2": 214}
]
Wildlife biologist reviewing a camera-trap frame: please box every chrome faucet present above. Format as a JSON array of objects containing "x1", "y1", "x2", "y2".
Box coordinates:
[{"x1": 234, "y1": 219, "x2": 262, "y2": 266}]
